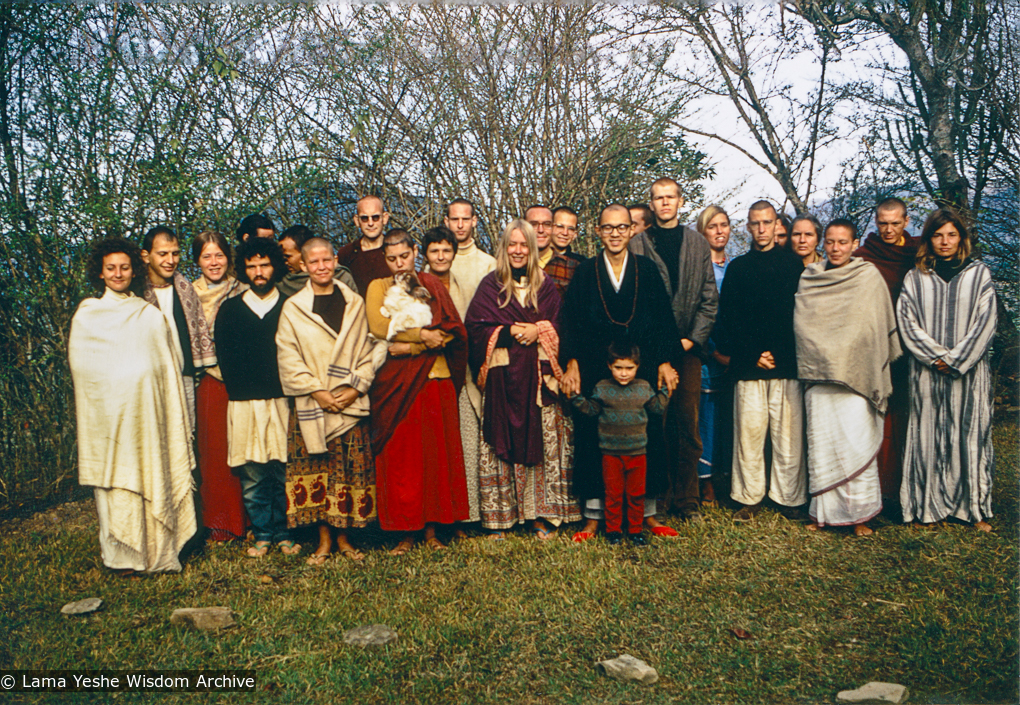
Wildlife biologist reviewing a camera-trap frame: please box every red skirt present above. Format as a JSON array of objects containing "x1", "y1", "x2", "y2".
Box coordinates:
[
  {"x1": 374, "y1": 378, "x2": 469, "y2": 532},
  {"x1": 196, "y1": 375, "x2": 248, "y2": 540}
]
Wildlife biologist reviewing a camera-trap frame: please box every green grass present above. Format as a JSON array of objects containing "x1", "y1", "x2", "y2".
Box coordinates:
[{"x1": 0, "y1": 420, "x2": 1016, "y2": 704}]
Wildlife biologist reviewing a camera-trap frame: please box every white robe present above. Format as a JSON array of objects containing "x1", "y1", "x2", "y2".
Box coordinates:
[
  {"x1": 69, "y1": 288, "x2": 196, "y2": 572},
  {"x1": 897, "y1": 261, "x2": 997, "y2": 523}
]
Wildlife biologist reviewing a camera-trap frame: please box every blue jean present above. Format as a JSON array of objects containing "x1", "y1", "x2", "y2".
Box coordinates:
[
  {"x1": 236, "y1": 460, "x2": 290, "y2": 543},
  {"x1": 699, "y1": 373, "x2": 732, "y2": 480}
]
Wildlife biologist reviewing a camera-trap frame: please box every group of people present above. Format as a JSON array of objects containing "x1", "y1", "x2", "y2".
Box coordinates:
[{"x1": 68, "y1": 177, "x2": 999, "y2": 573}]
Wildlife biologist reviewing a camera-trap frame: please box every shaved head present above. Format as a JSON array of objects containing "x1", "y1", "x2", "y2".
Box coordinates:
[{"x1": 300, "y1": 236, "x2": 334, "y2": 261}]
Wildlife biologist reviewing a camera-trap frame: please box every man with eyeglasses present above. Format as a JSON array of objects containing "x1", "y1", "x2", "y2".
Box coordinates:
[
  {"x1": 525, "y1": 204, "x2": 556, "y2": 271},
  {"x1": 628, "y1": 177, "x2": 718, "y2": 524},
  {"x1": 561, "y1": 204, "x2": 681, "y2": 541},
  {"x1": 337, "y1": 195, "x2": 394, "y2": 294},
  {"x1": 543, "y1": 206, "x2": 586, "y2": 298},
  {"x1": 714, "y1": 200, "x2": 806, "y2": 524}
]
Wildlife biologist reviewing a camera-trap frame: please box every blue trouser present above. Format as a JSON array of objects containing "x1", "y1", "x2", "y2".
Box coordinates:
[
  {"x1": 699, "y1": 374, "x2": 732, "y2": 480},
  {"x1": 236, "y1": 460, "x2": 290, "y2": 543}
]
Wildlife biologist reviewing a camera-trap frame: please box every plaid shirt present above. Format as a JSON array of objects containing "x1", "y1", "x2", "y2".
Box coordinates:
[{"x1": 543, "y1": 249, "x2": 584, "y2": 299}]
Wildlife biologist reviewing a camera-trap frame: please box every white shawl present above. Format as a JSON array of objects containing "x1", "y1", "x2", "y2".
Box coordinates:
[
  {"x1": 69, "y1": 288, "x2": 196, "y2": 556},
  {"x1": 276, "y1": 279, "x2": 380, "y2": 454}
]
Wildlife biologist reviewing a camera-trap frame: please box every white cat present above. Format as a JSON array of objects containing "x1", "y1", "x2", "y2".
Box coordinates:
[{"x1": 380, "y1": 271, "x2": 433, "y2": 341}]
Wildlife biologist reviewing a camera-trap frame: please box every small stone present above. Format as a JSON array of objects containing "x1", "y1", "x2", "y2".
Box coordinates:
[
  {"x1": 258, "y1": 575, "x2": 274, "y2": 584},
  {"x1": 343, "y1": 624, "x2": 398, "y2": 647},
  {"x1": 61, "y1": 597, "x2": 103, "y2": 615},
  {"x1": 170, "y1": 607, "x2": 236, "y2": 631},
  {"x1": 837, "y1": 682, "x2": 909, "y2": 704},
  {"x1": 596, "y1": 654, "x2": 659, "y2": 685}
]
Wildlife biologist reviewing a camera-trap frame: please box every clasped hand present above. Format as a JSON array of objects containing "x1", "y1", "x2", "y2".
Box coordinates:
[{"x1": 312, "y1": 386, "x2": 359, "y2": 413}]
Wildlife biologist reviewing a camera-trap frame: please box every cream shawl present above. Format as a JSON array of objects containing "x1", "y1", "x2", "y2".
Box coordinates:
[
  {"x1": 794, "y1": 258, "x2": 902, "y2": 412},
  {"x1": 69, "y1": 288, "x2": 196, "y2": 556},
  {"x1": 192, "y1": 275, "x2": 247, "y2": 381},
  {"x1": 276, "y1": 278, "x2": 380, "y2": 454}
]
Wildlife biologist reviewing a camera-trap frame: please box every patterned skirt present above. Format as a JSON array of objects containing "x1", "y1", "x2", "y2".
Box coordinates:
[
  {"x1": 285, "y1": 414, "x2": 376, "y2": 529},
  {"x1": 459, "y1": 386, "x2": 482, "y2": 523},
  {"x1": 479, "y1": 402, "x2": 581, "y2": 529}
]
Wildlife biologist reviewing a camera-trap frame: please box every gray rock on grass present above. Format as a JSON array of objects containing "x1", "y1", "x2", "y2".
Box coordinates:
[
  {"x1": 837, "y1": 682, "x2": 909, "y2": 704},
  {"x1": 61, "y1": 597, "x2": 103, "y2": 616},
  {"x1": 170, "y1": 606, "x2": 236, "y2": 631},
  {"x1": 344, "y1": 624, "x2": 398, "y2": 647},
  {"x1": 596, "y1": 654, "x2": 659, "y2": 685}
]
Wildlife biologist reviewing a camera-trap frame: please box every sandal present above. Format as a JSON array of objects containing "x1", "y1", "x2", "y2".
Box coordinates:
[
  {"x1": 305, "y1": 551, "x2": 330, "y2": 566},
  {"x1": 533, "y1": 525, "x2": 558, "y2": 541},
  {"x1": 247, "y1": 541, "x2": 271, "y2": 558},
  {"x1": 338, "y1": 546, "x2": 365, "y2": 561},
  {"x1": 650, "y1": 525, "x2": 679, "y2": 538},
  {"x1": 277, "y1": 540, "x2": 302, "y2": 556},
  {"x1": 486, "y1": 531, "x2": 506, "y2": 541}
]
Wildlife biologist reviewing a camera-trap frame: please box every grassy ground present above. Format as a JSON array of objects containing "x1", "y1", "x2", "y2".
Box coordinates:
[{"x1": 0, "y1": 420, "x2": 1016, "y2": 705}]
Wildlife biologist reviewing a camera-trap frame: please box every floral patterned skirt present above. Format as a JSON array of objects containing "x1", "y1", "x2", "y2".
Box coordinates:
[
  {"x1": 479, "y1": 402, "x2": 580, "y2": 529},
  {"x1": 285, "y1": 414, "x2": 376, "y2": 529}
]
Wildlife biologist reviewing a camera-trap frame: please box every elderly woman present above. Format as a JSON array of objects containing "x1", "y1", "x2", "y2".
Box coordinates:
[
  {"x1": 788, "y1": 214, "x2": 823, "y2": 267},
  {"x1": 897, "y1": 209, "x2": 997, "y2": 531},
  {"x1": 191, "y1": 231, "x2": 249, "y2": 541},
  {"x1": 69, "y1": 238, "x2": 197, "y2": 573},
  {"x1": 695, "y1": 205, "x2": 733, "y2": 504},
  {"x1": 795, "y1": 219, "x2": 901, "y2": 536},
  {"x1": 465, "y1": 220, "x2": 580, "y2": 539}
]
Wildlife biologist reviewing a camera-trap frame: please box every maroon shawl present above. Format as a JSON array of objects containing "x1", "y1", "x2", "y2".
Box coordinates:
[
  {"x1": 464, "y1": 272, "x2": 562, "y2": 465},
  {"x1": 853, "y1": 234, "x2": 919, "y2": 304},
  {"x1": 369, "y1": 271, "x2": 467, "y2": 455}
]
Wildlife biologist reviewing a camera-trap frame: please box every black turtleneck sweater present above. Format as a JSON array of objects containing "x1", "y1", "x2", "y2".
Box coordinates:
[
  {"x1": 646, "y1": 224, "x2": 684, "y2": 293},
  {"x1": 716, "y1": 245, "x2": 804, "y2": 381}
]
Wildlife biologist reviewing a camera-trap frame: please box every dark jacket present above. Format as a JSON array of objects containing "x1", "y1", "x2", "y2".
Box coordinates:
[{"x1": 628, "y1": 224, "x2": 718, "y2": 351}]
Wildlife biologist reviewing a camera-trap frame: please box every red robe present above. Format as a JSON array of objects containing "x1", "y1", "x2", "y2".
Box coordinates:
[
  {"x1": 854, "y1": 233, "x2": 919, "y2": 500},
  {"x1": 369, "y1": 272, "x2": 469, "y2": 531}
]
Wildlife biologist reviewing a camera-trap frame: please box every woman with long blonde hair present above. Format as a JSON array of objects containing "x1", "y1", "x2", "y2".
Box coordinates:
[{"x1": 465, "y1": 219, "x2": 580, "y2": 539}]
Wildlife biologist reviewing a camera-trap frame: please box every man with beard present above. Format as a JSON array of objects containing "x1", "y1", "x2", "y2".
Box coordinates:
[
  {"x1": 561, "y1": 204, "x2": 680, "y2": 541},
  {"x1": 216, "y1": 238, "x2": 300, "y2": 557}
]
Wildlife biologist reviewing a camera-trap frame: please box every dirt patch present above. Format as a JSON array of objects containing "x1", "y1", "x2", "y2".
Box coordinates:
[{"x1": 0, "y1": 498, "x2": 96, "y2": 538}]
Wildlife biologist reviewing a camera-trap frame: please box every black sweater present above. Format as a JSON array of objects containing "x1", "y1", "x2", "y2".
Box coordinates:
[
  {"x1": 716, "y1": 246, "x2": 803, "y2": 381},
  {"x1": 215, "y1": 295, "x2": 286, "y2": 401}
]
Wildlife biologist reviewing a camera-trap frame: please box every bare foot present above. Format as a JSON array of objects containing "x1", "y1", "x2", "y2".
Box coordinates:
[
  {"x1": 975, "y1": 520, "x2": 992, "y2": 533},
  {"x1": 389, "y1": 536, "x2": 414, "y2": 556},
  {"x1": 805, "y1": 523, "x2": 819, "y2": 532},
  {"x1": 454, "y1": 528, "x2": 469, "y2": 539},
  {"x1": 854, "y1": 524, "x2": 874, "y2": 537},
  {"x1": 645, "y1": 516, "x2": 664, "y2": 529},
  {"x1": 580, "y1": 518, "x2": 599, "y2": 533},
  {"x1": 425, "y1": 536, "x2": 446, "y2": 550}
]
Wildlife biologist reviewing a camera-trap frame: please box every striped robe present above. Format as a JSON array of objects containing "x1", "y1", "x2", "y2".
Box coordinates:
[{"x1": 897, "y1": 260, "x2": 997, "y2": 524}]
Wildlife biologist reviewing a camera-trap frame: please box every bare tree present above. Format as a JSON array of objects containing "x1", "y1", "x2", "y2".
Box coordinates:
[{"x1": 627, "y1": 3, "x2": 852, "y2": 214}]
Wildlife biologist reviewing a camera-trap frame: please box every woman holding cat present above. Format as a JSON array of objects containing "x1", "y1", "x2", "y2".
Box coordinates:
[
  {"x1": 465, "y1": 220, "x2": 581, "y2": 539},
  {"x1": 365, "y1": 229, "x2": 470, "y2": 555}
]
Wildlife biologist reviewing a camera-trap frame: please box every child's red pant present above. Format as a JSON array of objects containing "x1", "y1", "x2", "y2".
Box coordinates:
[{"x1": 602, "y1": 454, "x2": 646, "y2": 534}]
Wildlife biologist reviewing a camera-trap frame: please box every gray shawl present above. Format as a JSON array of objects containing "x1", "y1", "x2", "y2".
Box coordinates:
[{"x1": 794, "y1": 258, "x2": 902, "y2": 412}]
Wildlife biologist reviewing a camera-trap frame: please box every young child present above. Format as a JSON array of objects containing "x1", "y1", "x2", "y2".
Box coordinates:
[{"x1": 571, "y1": 342, "x2": 671, "y2": 545}]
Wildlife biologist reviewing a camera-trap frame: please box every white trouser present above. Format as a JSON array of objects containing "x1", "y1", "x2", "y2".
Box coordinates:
[{"x1": 730, "y1": 378, "x2": 806, "y2": 507}]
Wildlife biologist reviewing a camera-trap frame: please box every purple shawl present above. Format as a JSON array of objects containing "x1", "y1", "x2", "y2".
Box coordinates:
[{"x1": 465, "y1": 272, "x2": 562, "y2": 465}]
